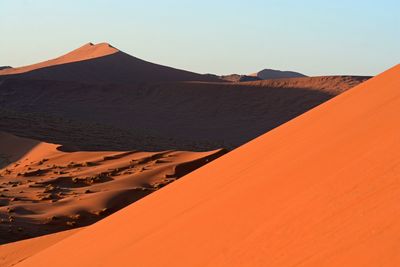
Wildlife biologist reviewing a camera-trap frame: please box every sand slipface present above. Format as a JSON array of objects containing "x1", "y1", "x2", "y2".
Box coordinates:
[{"x1": 13, "y1": 64, "x2": 400, "y2": 266}]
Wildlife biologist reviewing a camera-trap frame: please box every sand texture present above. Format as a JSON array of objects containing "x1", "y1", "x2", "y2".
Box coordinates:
[{"x1": 0, "y1": 132, "x2": 225, "y2": 244}]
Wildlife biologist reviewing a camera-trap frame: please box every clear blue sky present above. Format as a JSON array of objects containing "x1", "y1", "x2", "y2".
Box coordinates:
[{"x1": 1, "y1": 0, "x2": 399, "y2": 76}]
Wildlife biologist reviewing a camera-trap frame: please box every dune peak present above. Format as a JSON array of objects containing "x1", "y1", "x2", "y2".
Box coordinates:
[
  {"x1": 0, "y1": 42, "x2": 119, "y2": 75},
  {"x1": 71, "y1": 42, "x2": 119, "y2": 55}
]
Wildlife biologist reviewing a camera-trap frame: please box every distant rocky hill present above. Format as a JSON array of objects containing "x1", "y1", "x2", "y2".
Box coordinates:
[{"x1": 251, "y1": 68, "x2": 307, "y2": 80}]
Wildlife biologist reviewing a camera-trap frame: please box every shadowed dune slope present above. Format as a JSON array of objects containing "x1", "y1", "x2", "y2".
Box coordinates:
[
  {"x1": 0, "y1": 75, "x2": 369, "y2": 150},
  {"x1": 0, "y1": 132, "x2": 41, "y2": 168},
  {"x1": 16, "y1": 64, "x2": 400, "y2": 267},
  {"x1": 0, "y1": 43, "x2": 219, "y2": 83}
]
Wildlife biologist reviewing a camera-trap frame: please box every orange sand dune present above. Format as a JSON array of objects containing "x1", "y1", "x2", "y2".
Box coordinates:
[
  {"x1": 0, "y1": 43, "x2": 219, "y2": 83},
  {"x1": 0, "y1": 132, "x2": 225, "y2": 244},
  {"x1": 16, "y1": 64, "x2": 400, "y2": 266}
]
